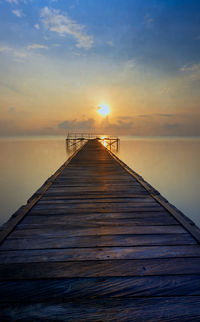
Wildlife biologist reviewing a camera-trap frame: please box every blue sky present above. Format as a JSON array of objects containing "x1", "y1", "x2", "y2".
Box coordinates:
[{"x1": 0, "y1": 0, "x2": 200, "y2": 136}]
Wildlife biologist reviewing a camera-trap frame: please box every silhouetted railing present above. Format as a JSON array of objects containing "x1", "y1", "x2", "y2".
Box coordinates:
[{"x1": 66, "y1": 133, "x2": 120, "y2": 153}]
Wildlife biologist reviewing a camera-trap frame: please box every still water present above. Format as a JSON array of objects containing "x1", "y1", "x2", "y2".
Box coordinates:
[{"x1": 0, "y1": 136, "x2": 199, "y2": 227}]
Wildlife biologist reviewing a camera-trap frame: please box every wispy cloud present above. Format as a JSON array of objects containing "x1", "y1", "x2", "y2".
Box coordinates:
[
  {"x1": 180, "y1": 63, "x2": 200, "y2": 81},
  {"x1": 144, "y1": 14, "x2": 154, "y2": 27},
  {"x1": 137, "y1": 114, "x2": 150, "y2": 118},
  {"x1": 40, "y1": 7, "x2": 94, "y2": 49},
  {"x1": 164, "y1": 123, "x2": 180, "y2": 130},
  {"x1": 58, "y1": 118, "x2": 95, "y2": 131},
  {"x1": 106, "y1": 40, "x2": 114, "y2": 47},
  {"x1": 34, "y1": 24, "x2": 40, "y2": 30},
  {"x1": 0, "y1": 47, "x2": 11, "y2": 53},
  {"x1": 6, "y1": 0, "x2": 27, "y2": 4},
  {"x1": 12, "y1": 9, "x2": 23, "y2": 18},
  {"x1": 8, "y1": 106, "x2": 17, "y2": 114},
  {"x1": 6, "y1": 0, "x2": 18, "y2": 4},
  {"x1": 27, "y1": 44, "x2": 48, "y2": 50},
  {"x1": 118, "y1": 116, "x2": 134, "y2": 120},
  {"x1": 180, "y1": 63, "x2": 200, "y2": 72},
  {"x1": 138, "y1": 113, "x2": 183, "y2": 119},
  {"x1": 102, "y1": 119, "x2": 134, "y2": 135},
  {"x1": 57, "y1": 118, "x2": 135, "y2": 135},
  {"x1": 123, "y1": 59, "x2": 137, "y2": 71},
  {"x1": 13, "y1": 50, "x2": 28, "y2": 59},
  {"x1": 0, "y1": 46, "x2": 26, "y2": 61},
  {"x1": 156, "y1": 113, "x2": 175, "y2": 118},
  {"x1": 0, "y1": 119, "x2": 19, "y2": 136},
  {"x1": 0, "y1": 44, "x2": 48, "y2": 62}
]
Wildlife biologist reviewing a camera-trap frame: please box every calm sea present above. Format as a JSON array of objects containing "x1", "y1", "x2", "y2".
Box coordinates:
[{"x1": 0, "y1": 136, "x2": 199, "y2": 227}]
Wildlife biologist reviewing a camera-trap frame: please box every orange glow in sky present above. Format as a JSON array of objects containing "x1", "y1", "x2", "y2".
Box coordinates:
[{"x1": 0, "y1": 1, "x2": 200, "y2": 137}]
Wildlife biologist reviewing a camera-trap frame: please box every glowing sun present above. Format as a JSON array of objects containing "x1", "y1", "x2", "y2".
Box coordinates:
[{"x1": 97, "y1": 104, "x2": 110, "y2": 116}]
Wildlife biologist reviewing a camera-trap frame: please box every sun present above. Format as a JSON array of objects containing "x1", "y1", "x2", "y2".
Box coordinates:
[{"x1": 97, "y1": 104, "x2": 110, "y2": 117}]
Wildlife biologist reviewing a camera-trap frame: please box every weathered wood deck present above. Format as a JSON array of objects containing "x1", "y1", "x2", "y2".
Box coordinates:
[{"x1": 0, "y1": 139, "x2": 200, "y2": 321}]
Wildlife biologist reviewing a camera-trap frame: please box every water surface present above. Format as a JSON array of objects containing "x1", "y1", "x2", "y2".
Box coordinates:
[
  {"x1": 0, "y1": 136, "x2": 199, "y2": 227},
  {"x1": 118, "y1": 137, "x2": 200, "y2": 226},
  {"x1": 0, "y1": 137, "x2": 69, "y2": 225}
]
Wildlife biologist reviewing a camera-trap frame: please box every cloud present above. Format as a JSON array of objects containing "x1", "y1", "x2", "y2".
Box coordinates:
[
  {"x1": 57, "y1": 118, "x2": 135, "y2": 135},
  {"x1": 34, "y1": 24, "x2": 40, "y2": 30},
  {"x1": 6, "y1": 0, "x2": 18, "y2": 4},
  {"x1": 123, "y1": 59, "x2": 137, "y2": 74},
  {"x1": 40, "y1": 7, "x2": 94, "y2": 49},
  {"x1": 0, "y1": 47, "x2": 11, "y2": 53},
  {"x1": 137, "y1": 114, "x2": 150, "y2": 118},
  {"x1": 0, "y1": 44, "x2": 48, "y2": 61},
  {"x1": 72, "y1": 51, "x2": 81, "y2": 56},
  {"x1": 106, "y1": 40, "x2": 114, "y2": 47},
  {"x1": 0, "y1": 46, "x2": 28, "y2": 61},
  {"x1": 0, "y1": 45, "x2": 44, "y2": 62},
  {"x1": 138, "y1": 113, "x2": 183, "y2": 119},
  {"x1": 156, "y1": 113, "x2": 174, "y2": 118},
  {"x1": 118, "y1": 116, "x2": 134, "y2": 120},
  {"x1": 100, "y1": 118, "x2": 135, "y2": 135},
  {"x1": 13, "y1": 50, "x2": 28, "y2": 59},
  {"x1": 58, "y1": 118, "x2": 95, "y2": 131},
  {"x1": 144, "y1": 14, "x2": 154, "y2": 27},
  {"x1": 12, "y1": 9, "x2": 23, "y2": 18},
  {"x1": 8, "y1": 106, "x2": 17, "y2": 114},
  {"x1": 27, "y1": 44, "x2": 48, "y2": 50},
  {"x1": 180, "y1": 64, "x2": 200, "y2": 72},
  {"x1": 164, "y1": 123, "x2": 180, "y2": 130},
  {"x1": 0, "y1": 119, "x2": 19, "y2": 136},
  {"x1": 180, "y1": 63, "x2": 200, "y2": 81}
]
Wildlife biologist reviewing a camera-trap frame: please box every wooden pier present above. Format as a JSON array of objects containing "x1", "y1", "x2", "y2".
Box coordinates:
[
  {"x1": 66, "y1": 133, "x2": 119, "y2": 152},
  {"x1": 0, "y1": 139, "x2": 200, "y2": 321}
]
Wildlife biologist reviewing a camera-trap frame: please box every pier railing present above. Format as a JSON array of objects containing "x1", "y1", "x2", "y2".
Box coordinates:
[{"x1": 66, "y1": 133, "x2": 120, "y2": 152}]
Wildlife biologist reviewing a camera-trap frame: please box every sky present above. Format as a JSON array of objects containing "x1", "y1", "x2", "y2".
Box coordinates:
[{"x1": 0, "y1": 0, "x2": 200, "y2": 136}]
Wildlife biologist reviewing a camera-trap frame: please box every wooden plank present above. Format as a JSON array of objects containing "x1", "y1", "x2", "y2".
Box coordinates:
[
  {"x1": 17, "y1": 220, "x2": 178, "y2": 230},
  {"x1": 38, "y1": 196, "x2": 156, "y2": 206},
  {"x1": 41, "y1": 192, "x2": 150, "y2": 198},
  {"x1": 20, "y1": 211, "x2": 173, "y2": 222},
  {"x1": 18, "y1": 213, "x2": 178, "y2": 227},
  {"x1": 44, "y1": 186, "x2": 147, "y2": 193},
  {"x1": 28, "y1": 208, "x2": 166, "y2": 215},
  {"x1": 1, "y1": 258, "x2": 200, "y2": 279},
  {"x1": 53, "y1": 175, "x2": 136, "y2": 178},
  {"x1": 16, "y1": 218, "x2": 178, "y2": 229},
  {"x1": 8, "y1": 225, "x2": 186, "y2": 239},
  {"x1": 29, "y1": 205, "x2": 164, "y2": 214},
  {"x1": 1, "y1": 246, "x2": 200, "y2": 264},
  {"x1": 1, "y1": 275, "x2": 200, "y2": 303},
  {"x1": 46, "y1": 185, "x2": 147, "y2": 191},
  {"x1": 1, "y1": 234, "x2": 196, "y2": 250},
  {"x1": 2, "y1": 297, "x2": 200, "y2": 321},
  {"x1": 37, "y1": 197, "x2": 156, "y2": 204}
]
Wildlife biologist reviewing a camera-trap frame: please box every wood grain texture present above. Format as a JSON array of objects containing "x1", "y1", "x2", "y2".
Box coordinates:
[
  {"x1": 1, "y1": 233, "x2": 196, "y2": 250},
  {"x1": 0, "y1": 245, "x2": 200, "y2": 264},
  {"x1": 8, "y1": 225, "x2": 186, "y2": 239},
  {"x1": 1, "y1": 297, "x2": 200, "y2": 321},
  {"x1": 0, "y1": 276, "x2": 200, "y2": 303},
  {"x1": 1, "y1": 258, "x2": 200, "y2": 279},
  {"x1": 17, "y1": 213, "x2": 178, "y2": 228}
]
